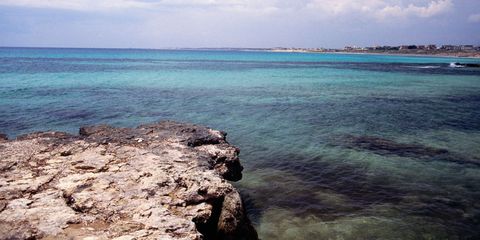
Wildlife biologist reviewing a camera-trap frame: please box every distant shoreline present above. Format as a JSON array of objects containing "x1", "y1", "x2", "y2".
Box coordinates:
[
  {"x1": 1, "y1": 46, "x2": 479, "y2": 59},
  {"x1": 267, "y1": 49, "x2": 480, "y2": 59},
  {"x1": 326, "y1": 51, "x2": 480, "y2": 59}
]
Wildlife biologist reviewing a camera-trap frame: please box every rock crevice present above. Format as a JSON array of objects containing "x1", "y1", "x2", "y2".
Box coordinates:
[{"x1": 0, "y1": 121, "x2": 257, "y2": 240}]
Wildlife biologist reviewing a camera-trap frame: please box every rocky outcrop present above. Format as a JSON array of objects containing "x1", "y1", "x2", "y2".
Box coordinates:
[{"x1": 0, "y1": 121, "x2": 257, "y2": 240}]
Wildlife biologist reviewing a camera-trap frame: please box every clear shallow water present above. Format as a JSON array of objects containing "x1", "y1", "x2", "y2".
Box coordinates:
[{"x1": 1, "y1": 47, "x2": 480, "y2": 239}]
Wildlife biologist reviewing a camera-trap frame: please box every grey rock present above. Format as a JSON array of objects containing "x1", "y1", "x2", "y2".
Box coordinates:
[
  {"x1": 217, "y1": 191, "x2": 258, "y2": 240},
  {"x1": 0, "y1": 121, "x2": 257, "y2": 240}
]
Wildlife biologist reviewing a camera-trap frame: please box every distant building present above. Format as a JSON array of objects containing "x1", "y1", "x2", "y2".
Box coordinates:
[
  {"x1": 400, "y1": 45, "x2": 417, "y2": 50},
  {"x1": 340, "y1": 44, "x2": 476, "y2": 53},
  {"x1": 461, "y1": 45, "x2": 474, "y2": 50},
  {"x1": 312, "y1": 48, "x2": 326, "y2": 52},
  {"x1": 440, "y1": 45, "x2": 455, "y2": 50},
  {"x1": 399, "y1": 45, "x2": 417, "y2": 50},
  {"x1": 386, "y1": 46, "x2": 399, "y2": 50},
  {"x1": 440, "y1": 45, "x2": 462, "y2": 51}
]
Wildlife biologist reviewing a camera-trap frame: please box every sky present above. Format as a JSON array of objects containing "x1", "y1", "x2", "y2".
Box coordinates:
[{"x1": 0, "y1": 0, "x2": 479, "y2": 48}]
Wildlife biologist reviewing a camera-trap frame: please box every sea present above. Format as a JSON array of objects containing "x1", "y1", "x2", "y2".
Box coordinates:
[{"x1": 1, "y1": 47, "x2": 480, "y2": 239}]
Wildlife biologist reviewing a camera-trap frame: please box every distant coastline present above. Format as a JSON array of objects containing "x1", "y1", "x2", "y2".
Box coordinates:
[
  {"x1": 266, "y1": 46, "x2": 480, "y2": 58},
  {"x1": 2, "y1": 46, "x2": 479, "y2": 58},
  {"x1": 184, "y1": 46, "x2": 480, "y2": 58},
  {"x1": 317, "y1": 50, "x2": 480, "y2": 59},
  {"x1": 178, "y1": 46, "x2": 480, "y2": 58}
]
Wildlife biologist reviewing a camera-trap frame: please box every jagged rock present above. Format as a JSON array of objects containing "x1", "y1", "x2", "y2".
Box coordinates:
[
  {"x1": 0, "y1": 121, "x2": 257, "y2": 240},
  {"x1": 0, "y1": 134, "x2": 7, "y2": 143},
  {"x1": 217, "y1": 191, "x2": 258, "y2": 240}
]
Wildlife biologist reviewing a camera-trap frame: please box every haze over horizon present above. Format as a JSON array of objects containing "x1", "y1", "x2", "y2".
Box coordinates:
[{"x1": 0, "y1": 0, "x2": 479, "y2": 49}]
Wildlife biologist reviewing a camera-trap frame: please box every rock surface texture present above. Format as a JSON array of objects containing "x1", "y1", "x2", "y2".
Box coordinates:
[{"x1": 0, "y1": 121, "x2": 257, "y2": 240}]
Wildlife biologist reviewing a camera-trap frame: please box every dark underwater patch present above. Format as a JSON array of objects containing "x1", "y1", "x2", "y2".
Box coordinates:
[
  {"x1": 333, "y1": 135, "x2": 480, "y2": 166},
  {"x1": 343, "y1": 94, "x2": 480, "y2": 133},
  {"x1": 404, "y1": 196, "x2": 480, "y2": 239},
  {"x1": 240, "y1": 152, "x2": 407, "y2": 221},
  {"x1": 240, "y1": 149, "x2": 480, "y2": 239}
]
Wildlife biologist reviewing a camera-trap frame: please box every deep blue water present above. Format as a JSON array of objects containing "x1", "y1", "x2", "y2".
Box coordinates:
[{"x1": 1, "y1": 47, "x2": 480, "y2": 239}]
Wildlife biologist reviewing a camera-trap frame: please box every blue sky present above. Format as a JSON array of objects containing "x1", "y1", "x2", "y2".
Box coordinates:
[{"x1": 0, "y1": 0, "x2": 479, "y2": 48}]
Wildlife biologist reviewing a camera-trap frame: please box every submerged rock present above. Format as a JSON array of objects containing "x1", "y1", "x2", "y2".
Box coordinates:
[
  {"x1": 341, "y1": 135, "x2": 449, "y2": 157},
  {"x1": 0, "y1": 121, "x2": 257, "y2": 240},
  {"x1": 336, "y1": 135, "x2": 480, "y2": 166}
]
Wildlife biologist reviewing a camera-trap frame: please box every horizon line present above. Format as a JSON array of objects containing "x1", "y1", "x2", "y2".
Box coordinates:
[{"x1": 1, "y1": 44, "x2": 479, "y2": 51}]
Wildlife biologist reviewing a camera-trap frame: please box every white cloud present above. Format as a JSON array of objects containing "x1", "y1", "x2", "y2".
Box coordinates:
[
  {"x1": 468, "y1": 13, "x2": 480, "y2": 23},
  {"x1": 377, "y1": 0, "x2": 453, "y2": 18},
  {"x1": 0, "y1": 0, "x2": 283, "y2": 14},
  {"x1": 307, "y1": 0, "x2": 453, "y2": 19},
  {"x1": 307, "y1": 0, "x2": 384, "y2": 15},
  {"x1": 0, "y1": 0, "x2": 154, "y2": 11},
  {"x1": 0, "y1": 0, "x2": 454, "y2": 19}
]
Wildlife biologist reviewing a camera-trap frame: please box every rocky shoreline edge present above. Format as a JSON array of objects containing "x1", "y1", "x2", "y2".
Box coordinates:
[{"x1": 0, "y1": 121, "x2": 258, "y2": 240}]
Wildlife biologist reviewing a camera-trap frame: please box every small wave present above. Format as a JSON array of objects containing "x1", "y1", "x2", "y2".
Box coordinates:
[
  {"x1": 418, "y1": 66, "x2": 440, "y2": 69},
  {"x1": 449, "y1": 62, "x2": 465, "y2": 68},
  {"x1": 405, "y1": 65, "x2": 441, "y2": 69}
]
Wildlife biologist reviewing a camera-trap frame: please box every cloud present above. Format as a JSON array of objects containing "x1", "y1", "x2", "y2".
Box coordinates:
[
  {"x1": 0, "y1": 0, "x2": 287, "y2": 16},
  {"x1": 307, "y1": 0, "x2": 453, "y2": 19},
  {"x1": 377, "y1": 0, "x2": 453, "y2": 18},
  {"x1": 307, "y1": 0, "x2": 384, "y2": 15},
  {"x1": 468, "y1": 13, "x2": 480, "y2": 23},
  {"x1": 0, "y1": 0, "x2": 454, "y2": 18},
  {"x1": 0, "y1": 0, "x2": 154, "y2": 11},
  {"x1": 0, "y1": 0, "x2": 270, "y2": 11},
  {"x1": 0, "y1": 0, "x2": 478, "y2": 48}
]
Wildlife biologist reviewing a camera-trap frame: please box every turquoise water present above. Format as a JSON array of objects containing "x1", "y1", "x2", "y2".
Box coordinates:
[{"x1": 1, "y1": 47, "x2": 480, "y2": 239}]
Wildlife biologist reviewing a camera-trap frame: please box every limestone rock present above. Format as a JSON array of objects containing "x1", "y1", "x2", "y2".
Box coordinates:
[{"x1": 0, "y1": 121, "x2": 257, "y2": 240}]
